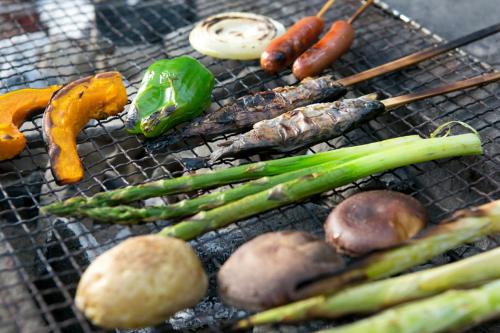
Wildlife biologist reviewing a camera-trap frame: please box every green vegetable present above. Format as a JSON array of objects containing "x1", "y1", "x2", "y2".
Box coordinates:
[
  {"x1": 126, "y1": 56, "x2": 214, "y2": 138},
  {"x1": 236, "y1": 200, "x2": 500, "y2": 328},
  {"x1": 316, "y1": 278, "x2": 500, "y2": 333},
  {"x1": 75, "y1": 136, "x2": 421, "y2": 223},
  {"x1": 291, "y1": 200, "x2": 500, "y2": 301},
  {"x1": 159, "y1": 133, "x2": 482, "y2": 240},
  {"x1": 41, "y1": 136, "x2": 420, "y2": 216}
]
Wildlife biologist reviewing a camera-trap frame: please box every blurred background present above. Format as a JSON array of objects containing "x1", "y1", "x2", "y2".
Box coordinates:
[{"x1": 385, "y1": 0, "x2": 500, "y2": 65}]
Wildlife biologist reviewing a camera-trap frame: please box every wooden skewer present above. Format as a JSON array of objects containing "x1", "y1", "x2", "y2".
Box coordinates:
[
  {"x1": 316, "y1": 0, "x2": 337, "y2": 18},
  {"x1": 347, "y1": 0, "x2": 374, "y2": 24},
  {"x1": 335, "y1": 22, "x2": 500, "y2": 87},
  {"x1": 382, "y1": 72, "x2": 500, "y2": 110}
]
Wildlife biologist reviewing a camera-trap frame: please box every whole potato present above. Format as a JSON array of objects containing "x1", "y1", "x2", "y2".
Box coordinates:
[{"x1": 75, "y1": 235, "x2": 207, "y2": 329}]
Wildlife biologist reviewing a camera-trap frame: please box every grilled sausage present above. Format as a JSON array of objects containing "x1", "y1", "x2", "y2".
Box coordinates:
[
  {"x1": 293, "y1": 20, "x2": 355, "y2": 80},
  {"x1": 260, "y1": 16, "x2": 324, "y2": 74}
]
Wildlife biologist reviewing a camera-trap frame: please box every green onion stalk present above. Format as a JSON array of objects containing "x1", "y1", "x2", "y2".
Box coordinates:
[
  {"x1": 81, "y1": 136, "x2": 422, "y2": 223},
  {"x1": 159, "y1": 133, "x2": 482, "y2": 240},
  {"x1": 316, "y1": 277, "x2": 500, "y2": 333}
]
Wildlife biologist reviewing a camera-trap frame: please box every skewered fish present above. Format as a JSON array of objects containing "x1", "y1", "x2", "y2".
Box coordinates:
[
  {"x1": 211, "y1": 96, "x2": 383, "y2": 160},
  {"x1": 147, "y1": 24, "x2": 500, "y2": 151},
  {"x1": 211, "y1": 72, "x2": 500, "y2": 160},
  {"x1": 178, "y1": 75, "x2": 346, "y2": 138}
]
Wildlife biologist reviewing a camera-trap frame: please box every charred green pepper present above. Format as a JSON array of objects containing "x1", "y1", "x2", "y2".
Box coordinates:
[{"x1": 126, "y1": 56, "x2": 214, "y2": 138}]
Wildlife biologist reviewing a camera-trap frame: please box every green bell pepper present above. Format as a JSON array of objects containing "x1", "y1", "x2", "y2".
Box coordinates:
[{"x1": 126, "y1": 56, "x2": 214, "y2": 138}]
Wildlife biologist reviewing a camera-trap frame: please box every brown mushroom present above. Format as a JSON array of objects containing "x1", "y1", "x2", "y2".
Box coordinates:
[
  {"x1": 75, "y1": 235, "x2": 207, "y2": 329},
  {"x1": 324, "y1": 190, "x2": 428, "y2": 256},
  {"x1": 217, "y1": 231, "x2": 345, "y2": 311}
]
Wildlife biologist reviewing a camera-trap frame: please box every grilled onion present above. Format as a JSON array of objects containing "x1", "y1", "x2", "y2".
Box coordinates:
[{"x1": 189, "y1": 12, "x2": 285, "y2": 60}]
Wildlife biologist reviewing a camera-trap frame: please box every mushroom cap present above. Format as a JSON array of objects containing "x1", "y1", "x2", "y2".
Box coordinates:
[
  {"x1": 217, "y1": 231, "x2": 345, "y2": 311},
  {"x1": 324, "y1": 190, "x2": 428, "y2": 256},
  {"x1": 75, "y1": 235, "x2": 207, "y2": 329}
]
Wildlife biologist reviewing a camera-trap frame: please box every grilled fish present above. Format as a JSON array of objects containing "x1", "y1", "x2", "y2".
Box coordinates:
[
  {"x1": 146, "y1": 75, "x2": 346, "y2": 150},
  {"x1": 186, "y1": 75, "x2": 346, "y2": 136},
  {"x1": 211, "y1": 96, "x2": 385, "y2": 160}
]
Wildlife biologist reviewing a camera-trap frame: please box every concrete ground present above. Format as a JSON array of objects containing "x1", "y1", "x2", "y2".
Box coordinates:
[{"x1": 383, "y1": 0, "x2": 500, "y2": 66}]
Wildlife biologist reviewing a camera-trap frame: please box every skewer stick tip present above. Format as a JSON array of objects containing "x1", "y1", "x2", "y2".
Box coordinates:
[
  {"x1": 382, "y1": 71, "x2": 500, "y2": 110},
  {"x1": 347, "y1": 0, "x2": 374, "y2": 24},
  {"x1": 316, "y1": 0, "x2": 337, "y2": 18}
]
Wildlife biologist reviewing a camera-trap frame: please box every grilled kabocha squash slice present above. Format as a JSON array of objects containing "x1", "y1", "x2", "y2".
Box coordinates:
[
  {"x1": 0, "y1": 86, "x2": 60, "y2": 161},
  {"x1": 43, "y1": 72, "x2": 127, "y2": 185}
]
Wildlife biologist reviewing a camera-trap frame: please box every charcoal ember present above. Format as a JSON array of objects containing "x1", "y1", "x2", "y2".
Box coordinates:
[
  {"x1": 0, "y1": 237, "x2": 48, "y2": 333},
  {"x1": 377, "y1": 171, "x2": 415, "y2": 192},
  {"x1": 0, "y1": 171, "x2": 47, "y2": 277},
  {"x1": 33, "y1": 220, "x2": 92, "y2": 332},
  {"x1": 407, "y1": 157, "x2": 487, "y2": 222},
  {"x1": 171, "y1": 203, "x2": 332, "y2": 329},
  {"x1": 169, "y1": 297, "x2": 240, "y2": 330},
  {"x1": 464, "y1": 237, "x2": 497, "y2": 255},
  {"x1": 318, "y1": 169, "x2": 413, "y2": 210},
  {"x1": 40, "y1": 119, "x2": 180, "y2": 202}
]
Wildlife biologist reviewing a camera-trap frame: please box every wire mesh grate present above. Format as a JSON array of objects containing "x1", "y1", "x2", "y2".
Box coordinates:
[{"x1": 0, "y1": 0, "x2": 499, "y2": 332}]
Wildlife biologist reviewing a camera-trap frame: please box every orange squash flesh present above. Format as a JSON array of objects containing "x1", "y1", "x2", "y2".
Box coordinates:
[
  {"x1": 43, "y1": 72, "x2": 127, "y2": 185},
  {"x1": 0, "y1": 86, "x2": 61, "y2": 161}
]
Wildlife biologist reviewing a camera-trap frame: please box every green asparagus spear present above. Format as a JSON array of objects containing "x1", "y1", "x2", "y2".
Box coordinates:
[
  {"x1": 159, "y1": 133, "x2": 482, "y2": 240},
  {"x1": 82, "y1": 136, "x2": 421, "y2": 223},
  {"x1": 236, "y1": 203, "x2": 500, "y2": 328},
  {"x1": 316, "y1": 278, "x2": 500, "y2": 333},
  {"x1": 292, "y1": 200, "x2": 500, "y2": 301},
  {"x1": 42, "y1": 136, "x2": 420, "y2": 216}
]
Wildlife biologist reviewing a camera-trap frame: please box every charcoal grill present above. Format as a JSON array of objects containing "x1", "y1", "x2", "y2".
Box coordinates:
[{"x1": 1, "y1": 0, "x2": 499, "y2": 332}]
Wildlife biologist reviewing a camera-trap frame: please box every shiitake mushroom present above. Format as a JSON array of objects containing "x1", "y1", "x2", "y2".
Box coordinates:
[
  {"x1": 324, "y1": 190, "x2": 428, "y2": 256},
  {"x1": 75, "y1": 235, "x2": 207, "y2": 329},
  {"x1": 217, "y1": 231, "x2": 345, "y2": 311}
]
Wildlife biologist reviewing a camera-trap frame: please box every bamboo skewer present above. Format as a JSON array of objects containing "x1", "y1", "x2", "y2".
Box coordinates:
[
  {"x1": 316, "y1": 0, "x2": 337, "y2": 18},
  {"x1": 381, "y1": 71, "x2": 500, "y2": 110},
  {"x1": 210, "y1": 71, "x2": 499, "y2": 161},
  {"x1": 336, "y1": 22, "x2": 500, "y2": 87},
  {"x1": 347, "y1": 0, "x2": 374, "y2": 24}
]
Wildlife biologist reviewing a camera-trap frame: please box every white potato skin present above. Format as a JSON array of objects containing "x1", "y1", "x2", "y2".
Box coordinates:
[{"x1": 75, "y1": 235, "x2": 207, "y2": 329}]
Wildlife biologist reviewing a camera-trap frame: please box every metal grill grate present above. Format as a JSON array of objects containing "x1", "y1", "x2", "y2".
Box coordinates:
[{"x1": 1, "y1": 0, "x2": 499, "y2": 332}]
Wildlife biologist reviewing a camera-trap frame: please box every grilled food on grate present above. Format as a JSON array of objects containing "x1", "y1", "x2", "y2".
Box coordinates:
[
  {"x1": 76, "y1": 235, "x2": 207, "y2": 329},
  {"x1": 0, "y1": 85, "x2": 60, "y2": 161},
  {"x1": 217, "y1": 231, "x2": 345, "y2": 311},
  {"x1": 126, "y1": 56, "x2": 214, "y2": 138},
  {"x1": 292, "y1": 0, "x2": 374, "y2": 80},
  {"x1": 324, "y1": 190, "x2": 428, "y2": 256},
  {"x1": 149, "y1": 23, "x2": 500, "y2": 151},
  {"x1": 189, "y1": 12, "x2": 286, "y2": 60},
  {"x1": 211, "y1": 72, "x2": 500, "y2": 160},
  {"x1": 260, "y1": 0, "x2": 336, "y2": 74},
  {"x1": 236, "y1": 201, "x2": 500, "y2": 328},
  {"x1": 43, "y1": 72, "x2": 127, "y2": 185}
]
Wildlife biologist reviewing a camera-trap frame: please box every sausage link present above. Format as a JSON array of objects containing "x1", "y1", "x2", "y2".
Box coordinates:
[
  {"x1": 292, "y1": 20, "x2": 355, "y2": 80},
  {"x1": 260, "y1": 16, "x2": 324, "y2": 74}
]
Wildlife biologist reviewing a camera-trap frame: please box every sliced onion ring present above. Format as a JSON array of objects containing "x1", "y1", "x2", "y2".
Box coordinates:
[{"x1": 189, "y1": 12, "x2": 285, "y2": 60}]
